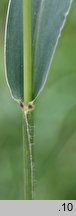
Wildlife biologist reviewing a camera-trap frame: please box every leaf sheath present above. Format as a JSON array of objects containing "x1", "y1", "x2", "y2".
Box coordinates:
[{"x1": 23, "y1": 111, "x2": 35, "y2": 200}]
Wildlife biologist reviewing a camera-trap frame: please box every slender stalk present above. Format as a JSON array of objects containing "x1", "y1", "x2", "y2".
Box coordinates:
[
  {"x1": 23, "y1": 111, "x2": 35, "y2": 200},
  {"x1": 23, "y1": 0, "x2": 34, "y2": 200},
  {"x1": 23, "y1": 0, "x2": 32, "y2": 105}
]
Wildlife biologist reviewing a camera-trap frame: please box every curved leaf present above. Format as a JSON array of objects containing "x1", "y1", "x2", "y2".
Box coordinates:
[
  {"x1": 5, "y1": 0, "x2": 72, "y2": 103},
  {"x1": 5, "y1": 0, "x2": 41, "y2": 102},
  {"x1": 5, "y1": 0, "x2": 23, "y2": 101},
  {"x1": 32, "y1": 0, "x2": 72, "y2": 99}
]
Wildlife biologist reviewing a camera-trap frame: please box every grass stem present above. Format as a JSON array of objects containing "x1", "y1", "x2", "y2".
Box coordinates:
[{"x1": 23, "y1": 0, "x2": 32, "y2": 105}]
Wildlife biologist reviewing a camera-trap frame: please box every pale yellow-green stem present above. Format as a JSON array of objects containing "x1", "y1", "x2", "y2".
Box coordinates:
[{"x1": 23, "y1": 0, "x2": 32, "y2": 106}]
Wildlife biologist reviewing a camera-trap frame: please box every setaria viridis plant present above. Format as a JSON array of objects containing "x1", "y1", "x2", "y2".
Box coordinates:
[{"x1": 4, "y1": 0, "x2": 73, "y2": 200}]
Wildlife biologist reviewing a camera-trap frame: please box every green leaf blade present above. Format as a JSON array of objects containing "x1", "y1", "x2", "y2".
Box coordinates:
[
  {"x1": 5, "y1": 0, "x2": 23, "y2": 101},
  {"x1": 32, "y1": 0, "x2": 72, "y2": 100},
  {"x1": 5, "y1": 0, "x2": 72, "y2": 103}
]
